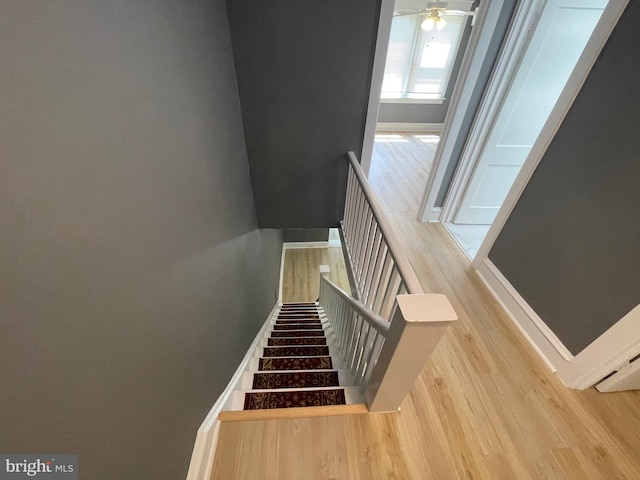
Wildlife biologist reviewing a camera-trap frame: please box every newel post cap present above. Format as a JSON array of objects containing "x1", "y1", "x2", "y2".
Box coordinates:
[{"x1": 396, "y1": 294, "x2": 457, "y2": 323}]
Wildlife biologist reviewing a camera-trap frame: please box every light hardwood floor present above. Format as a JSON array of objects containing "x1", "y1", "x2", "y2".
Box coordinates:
[
  {"x1": 281, "y1": 245, "x2": 351, "y2": 303},
  {"x1": 210, "y1": 133, "x2": 640, "y2": 479}
]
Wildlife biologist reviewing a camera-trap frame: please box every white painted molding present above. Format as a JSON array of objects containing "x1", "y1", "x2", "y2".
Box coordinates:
[
  {"x1": 376, "y1": 122, "x2": 444, "y2": 133},
  {"x1": 559, "y1": 304, "x2": 640, "y2": 390},
  {"x1": 426, "y1": 207, "x2": 443, "y2": 222},
  {"x1": 471, "y1": 0, "x2": 630, "y2": 266},
  {"x1": 278, "y1": 243, "x2": 285, "y2": 304},
  {"x1": 283, "y1": 241, "x2": 329, "y2": 249},
  {"x1": 185, "y1": 304, "x2": 280, "y2": 479},
  {"x1": 475, "y1": 259, "x2": 571, "y2": 373},
  {"x1": 417, "y1": 0, "x2": 506, "y2": 222},
  {"x1": 440, "y1": 0, "x2": 541, "y2": 225},
  {"x1": 361, "y1": 0, "x2": 396, "y2": 177},
  {"x1": 476, "y1": 259, "x2": 640, "y2": 391}
]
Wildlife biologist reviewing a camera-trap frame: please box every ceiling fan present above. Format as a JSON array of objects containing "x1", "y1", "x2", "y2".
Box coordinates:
[{"x1": 394, "y1": 1, "x2": 476, "y2": 32}]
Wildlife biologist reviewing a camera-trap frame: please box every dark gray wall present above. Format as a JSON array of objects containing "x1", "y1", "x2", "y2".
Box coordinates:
[
  {"x1": 227, "y1": 0, "x2": 381, "y2": 228},
  {"x1": 0, "y1": 2, "x2": 281, "y2": 479},
  {"x1": 283, "y1": 229, "x2": 329, "y2": 243},
  {"x1": 377, "y1": 13, "x2": 475, "y2": 126},
  {"x1": 489, "y1": 1, "x2": 640, "y2": 355},
  {"x1": 435, "y1": 0, "x2": 518, "y2": 206}
]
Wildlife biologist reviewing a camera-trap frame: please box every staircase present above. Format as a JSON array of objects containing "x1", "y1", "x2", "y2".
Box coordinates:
[{"x1": 226, "y1": 302, "x2": 362, "y2": 412}]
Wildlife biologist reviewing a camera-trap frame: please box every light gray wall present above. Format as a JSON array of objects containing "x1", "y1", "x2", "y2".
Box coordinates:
[
  {"x1": 227, "y1": 0, "x2": 381, "y2": 228},
  {"x1": 435, "y1": 0, "x2": 518, "y2": 206},
  {"x1": 489, "y1": 1, "x2": 640, "y2": 355},
  {"x1": 0, "y1": 2, "x2": 282, "y2": 479}
]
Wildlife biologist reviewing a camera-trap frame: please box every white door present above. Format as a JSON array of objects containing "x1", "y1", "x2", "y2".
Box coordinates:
[{"x1": 453, "y1": 0, "x2": 607, "y2": 225}]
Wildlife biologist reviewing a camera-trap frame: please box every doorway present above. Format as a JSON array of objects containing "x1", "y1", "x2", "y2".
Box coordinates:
[{"x1": 441, "y1": 0, "x2": 609, "y2": 259}]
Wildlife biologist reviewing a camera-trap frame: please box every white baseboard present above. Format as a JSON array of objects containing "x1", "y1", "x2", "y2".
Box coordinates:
[
  {"x1": 558, "y1": 304, "x2": 640, "y2": 390},
  {"x1": 426, "y1": 207, "x2": 443, "y2": 222},
  {"x1": 475, "y1": 259, "x2": 572, "y2": 374},
  {"x1": 283, "y1": 241, "x2": 329, "y2": 249},
  {"x1": 376, "y1": 122, "x2": 444, "y2": 133},
  {"x1": 476, "y1": 258, "x2": 640, "y2": 391},
  {"x1": 185, "y1": 302, "x2": 280, "y2": 480}
]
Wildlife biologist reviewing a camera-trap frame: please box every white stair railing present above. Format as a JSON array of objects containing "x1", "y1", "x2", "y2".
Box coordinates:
[
  {"x1": 316, "y1": 151, "x2": 457, "y2": 413},
  {"x1": 342, "y1": 152, "x2": 424, "y2": 320},
  {"x1": 319, "y1": 267, "x2": 457, "y2": 413},
  {"x1": 319, "y1": 270, "x2": 390, "y2": 389}
]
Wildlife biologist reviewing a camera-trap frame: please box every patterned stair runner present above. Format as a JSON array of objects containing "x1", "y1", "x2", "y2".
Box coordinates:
[{"x1": 244, "y1": 302, "x2": 347, "y2": 410}]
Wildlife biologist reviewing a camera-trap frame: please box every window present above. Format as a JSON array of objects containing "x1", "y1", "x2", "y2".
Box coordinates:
[{"x1": 381, "y1": 13, "x2": 469, "y2": 102}]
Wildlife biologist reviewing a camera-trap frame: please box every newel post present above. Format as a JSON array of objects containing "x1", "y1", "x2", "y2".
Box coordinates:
[
  {"x1": 365, "y1": 294, "x2": 457, "y2": 413},
  {"x1": 319, "y1": 264, "x2": 330, "y2": 279}
]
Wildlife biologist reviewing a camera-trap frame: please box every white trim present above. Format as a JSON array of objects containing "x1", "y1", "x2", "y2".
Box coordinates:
[
  {"x1": 375, "y1": 122, "x2": 444, "y2": 133},
  {"x1": 476, "y1": 258, "x2": 572, "y2": 373},
  {"x1": 185, "y1": 302, "x2": 279, "y2": 480},
  {"x1": 417, "y1": 0, "x2": 507, "y2": 222},
  {"x1": 426, "y1": 207, "x2": 443, "y2": 222},
  {"x1": 361, "y1": 0, "x2": 395, "y2": 177},
  {"x1": 476, "y1": 259, "x2": 640, "y2": 391},
  {"x1": 278, "y1": 243, "x2": 286, "y2": 304},
  {"x1": 440, "y1": 0, "x2": 541, "y2": 225},
  {"x1": 559, "y1": 305, "x2": 640, "y2": 390},
  {"x1": 468, "y1": 0, "x2": 629, "y2": 265},
  {"x1": 380, "y1": 97, "x2": 445, "y2": 104},
  {"x1": 283, "y1": 241, "x2": 329, "y2": 249}
]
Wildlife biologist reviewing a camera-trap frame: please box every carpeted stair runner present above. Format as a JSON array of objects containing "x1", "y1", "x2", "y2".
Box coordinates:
[
  {"x1": 244, "y1": 389, "x2": 346, "y2": 410},
  {"x1": 252, "y1": 371, "x2": 339, "y2": 389},
  {"x1": 244, "y1": 302, "x2": 348, "y2": 410},
  {"x1": 267, "y1": 337, "x2": 326, "y2": 346}
]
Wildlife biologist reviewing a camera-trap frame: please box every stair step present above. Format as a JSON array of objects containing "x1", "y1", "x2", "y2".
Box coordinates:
[
  {"x1": 258, "y1": 356, "x2": 333, "y2": 371},
  {"x1": 244, "y1": 388, "x2": 347, "y2": 410},
  {"x1": 277, "y1": 310, "x2": 319, "y2": 315},
  {"x1": 240, "y1": 369, "x2": 353, "y2": 389},
  {"x1": 219, "y1": 404, "x2": 368, "y2": 422},
  {"x1": 271, "y1": 330, "x2": 325, "y2": 338},
  {"x1": 267, "y1": 337, "x2": 327, "y2": 346},
  {"x1": 252, "y1": 371, "x2": 340, "y2": 389},
  {"x1": 262, "y1": 346, "x2": 330, "y2": 357},
  {"x1": 273, "y1": 324, "x2": 323, "y2": 331},
  {"x1": 275, "y1": 318, "x2": 322, "y2": 325},
  {"x1": 226, "y1": 386, "x2": 363, "y2": 411}
]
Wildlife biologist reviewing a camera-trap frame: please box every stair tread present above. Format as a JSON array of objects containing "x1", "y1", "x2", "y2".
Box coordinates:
[
  {"x1": 267, "y1": 337, "x2": 327, "y2": 346},
  {"x1": 263, "y1": 346, "x2": 330, "y2": 357},
  {"x1": 252, "y1": 371, "x2": 339, "y2": 389},
  {"x1": 244, "y1": 388, "x2": 346, "y2": 410},
  {"x1": 273, "y1": 324, "x2": 323, "y2": 330},
  {"x1": 220, "y1": 403, "x2": 367, "y2": 422},
  {"x1": 259, "y1": 356, "x2": 333, "y2": 371},
  {"x1": 271, "y1": 330, "x2": 325, "y2": 337}
]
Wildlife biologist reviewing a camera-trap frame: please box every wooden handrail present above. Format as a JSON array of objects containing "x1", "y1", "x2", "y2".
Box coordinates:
[{"x1": 346, "y1": 152, "x2": 424, "y2": 295}]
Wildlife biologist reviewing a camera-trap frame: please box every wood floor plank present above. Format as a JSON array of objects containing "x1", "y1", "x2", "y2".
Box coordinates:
[{"x1": 210, "y1": 133, "x2": 640, "y2": 479}]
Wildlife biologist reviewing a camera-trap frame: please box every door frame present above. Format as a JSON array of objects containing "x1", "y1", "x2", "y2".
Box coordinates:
[
  {"x1": 417, "y1": 0, "x2": 509, "y2": 221},
  {"x1": 361, "y1": 0, "x2": 396, "y2": 177},
  {"x1": 466, "y1": 0, "x2": 631, "y2": 389},
  {"x1": 438, "y1": 0, "x2": 541, "y2": 228},
  {"x1": 468, "y1": 0, "x2": 627, "y2": 266}
]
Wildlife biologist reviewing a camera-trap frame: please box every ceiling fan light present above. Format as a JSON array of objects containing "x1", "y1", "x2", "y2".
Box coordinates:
[
  {"x1": 436, "y1": 17, "x2": 447, "y2": 30},
  {"x1": 421, "y1": 16, "x2": 436, "y2": 31}
]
